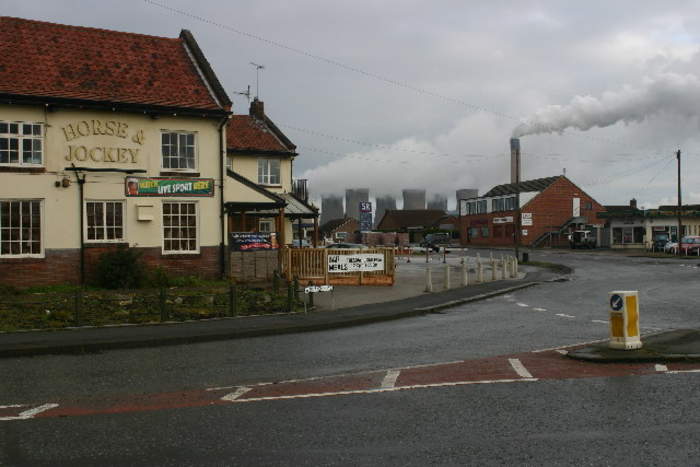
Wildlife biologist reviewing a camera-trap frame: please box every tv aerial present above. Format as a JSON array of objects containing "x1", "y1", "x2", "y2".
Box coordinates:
[{"x1": 250, "y1": 62, "x2": 265, "y2": 99}]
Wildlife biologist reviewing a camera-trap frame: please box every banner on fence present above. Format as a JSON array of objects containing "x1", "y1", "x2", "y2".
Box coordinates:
[
  {"x1": 327, "y1": 253, "x2": 384, "y2": 273},
  {"x1": 229, "y1": 232, "x2": 278, "y2": 251}
]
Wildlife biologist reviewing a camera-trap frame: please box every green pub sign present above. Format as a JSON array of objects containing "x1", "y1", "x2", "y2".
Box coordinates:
[{"x1": 125, "y1": 177, "x2": 214, "y2": 197}]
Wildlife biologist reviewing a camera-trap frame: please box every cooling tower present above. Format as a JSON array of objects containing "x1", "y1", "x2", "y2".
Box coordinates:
[
  {"x1": 427, "y1": 194, "x2": 448, "y2": 212},
  {"x1": 374, "y1": 195, "x2": 397, "y2": 228},
  {"x1": 345, "y1": 188, "x2": 370, "y2": 220},
  {"x1": 402, "y1": 189, "x2": 426, "y2": 210},
  {"x1": 321, "y1": 195, "x2": 344, "y2": 225}
]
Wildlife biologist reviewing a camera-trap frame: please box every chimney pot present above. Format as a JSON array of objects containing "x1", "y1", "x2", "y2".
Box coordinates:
[{"x1": 630, "y1": 198, "x2": 637, "y2": 209}]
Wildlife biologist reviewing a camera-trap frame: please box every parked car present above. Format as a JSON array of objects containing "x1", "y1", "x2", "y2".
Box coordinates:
[
  {"x1": 664, "y1": 241, "x2": 678, "y2": 253},
  {"x1": 671, "y1": 236, "x2": 700, "y2": 255},
  {"x1": 420, "y1": 233, "x2": 451, "y2": 252},
  {"x1": 568, "y1": 230, "x2": 596, "y2": 249},
  {"x1": 649, "y1": 232, "x2": 671, "y2": 252},
  {"x1": 325, "y1": 242, "x2": 367, "y2": 249}
]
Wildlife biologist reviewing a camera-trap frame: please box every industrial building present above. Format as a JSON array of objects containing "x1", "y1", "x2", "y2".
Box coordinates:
[
  {"x1": 320, "y1": 195, "x2": 344, "y2": 226},
  {"x1": 402, "y1": 189, "x2": 426, "y2": 210},
  {"x1": 345, "y1": 188, "x2": 369, "y2": 220},
  {"x1": 374, "y1": 195, "x2": 397, "y2": 228},
  {"x1": 427, "y1": 194, "x2": 448, "y2": 211}
]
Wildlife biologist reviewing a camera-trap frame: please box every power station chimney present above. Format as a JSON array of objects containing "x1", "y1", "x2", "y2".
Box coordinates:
[{"x1": 510, "y1": 138, "x2": 521, "y2": 184}]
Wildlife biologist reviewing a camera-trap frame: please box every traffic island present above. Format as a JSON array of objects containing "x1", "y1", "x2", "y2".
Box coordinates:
[{"x1": 567, "y1": 329, "x2": 700, "y2": 363}]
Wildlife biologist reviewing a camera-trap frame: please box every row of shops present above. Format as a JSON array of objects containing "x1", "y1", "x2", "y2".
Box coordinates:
[{"x1": 0, "y1": 16, "x2": 317, "y2": 287}]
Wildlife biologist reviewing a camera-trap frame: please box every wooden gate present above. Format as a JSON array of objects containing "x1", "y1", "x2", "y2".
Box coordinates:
[{"x1": 281, "y1": 247, "x2": 395, "y2": 285}]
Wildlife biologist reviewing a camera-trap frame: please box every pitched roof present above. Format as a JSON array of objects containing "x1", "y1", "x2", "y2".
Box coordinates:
[
  {"x1": 377, "y1": 209, "x2": 446, "y2": 231},
  {"x1": 0, "y1": 16, "x2": 230, "y2": 113},
  {"x1": 226, "y1": 114, "x2": 296, "y2": 154},
  {"x1": 483, "y1": 176, "x2": 561, "y2": 197},
  {"x1": 320, "y1": 217, "x2": 354, "y2": 235}
]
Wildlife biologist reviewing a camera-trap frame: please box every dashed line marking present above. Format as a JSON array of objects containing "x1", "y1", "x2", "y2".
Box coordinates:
[
  {"x1": 591, "y1": 319, "x2": 608, "y2": 324},
  {"x1": 516, "y1": 303, "x2": 529, "y2": 307},
  {"x1": 0, "y1": 404, "x2": 23, "y2": 409},
  {"x1": 555, "y1": 313, "x2": 576, "y2": 319},
  {"x1": 532, "y1": 307, "x2": 547, "y2": 312},
  {"x1": 655, "y1": 364, "x2": 668, "y2": 372},
  {"x1": 555, "y1": 349, "x2": 568, "y2": 355},
  {"x1": 532, "y1": 338, "x2": 608, "y2": 353},
  {"x1": 667, "y1": 369, "x2": 700, "y2": 374},
  {"x1": 221, "y1": 387, "x2": 252, "y2": 402},
  {"x1": 508, "y1": 358, "x2": 534, "y2": 379},
  {"x1": 381, "y1": 370, "x2": 401, "y2": 389}
]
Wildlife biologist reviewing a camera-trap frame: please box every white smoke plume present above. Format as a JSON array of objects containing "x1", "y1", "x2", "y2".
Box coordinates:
[{"x1": 513, "y1": 73, "x2": 700, "y2": 137}]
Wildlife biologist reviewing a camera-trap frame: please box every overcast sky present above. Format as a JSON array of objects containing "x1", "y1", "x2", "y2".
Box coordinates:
[{"x1": 6, "y1": 1, "x2": 700, "y2": 209}]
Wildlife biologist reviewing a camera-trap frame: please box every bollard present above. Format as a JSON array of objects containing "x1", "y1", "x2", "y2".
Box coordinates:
[
  {"x1": 308, "y1": 281, "x2": 315, "y2": 308},
  {"x1": 477, "y1": 256, "x2": 484, "y2": 283},
  {"x1": 272, "y1": 272, "x2": 280, "y2": 295},
  {"x1": 444, "y1": 264, "x2": 451, "y2": 290},
  {"x1": 293, "y1": 278, "x2": 300, "y2": 303},
  {"x1": 443, "y1": 247, "x2": 447, "y2": 264},
  {"x1": 425, "y1": 267, "x2": 433, "y2": 292},
  {"x1": 513, "y1": 257, "x2": 519, "y2": 277},
  {"x1": 461, "y1": 261, "x2": 469, "y2": 287},
  {"x1": 460, "y1": 247, "x2": 465, "y2": 264},
  {"x1": 228, "y1": 283, "x2": 237, "y2": 317},
  {"x1": 608, "y1": 291, "x2": 642, "y2": 350},
  {"x1": 491, "y1": 256, "x2": 497, "y2": 281}
]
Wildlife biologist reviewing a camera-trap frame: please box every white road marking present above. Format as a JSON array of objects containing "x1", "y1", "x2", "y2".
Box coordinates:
[
  {"x1": 380, "y1": 370, "x2": 401, "y2": 389},
  {"x1": 655, "y1": 364, "x2": 668, "y2": 372},
  {"x1": 226, "y1": 378, "x2": 538, "y2": 404},
  {"x1": 0, "y1": 403, "x2": 59, "y2": 421},
  {"x1": 667, "y1": 369, "x2": 700, "y2": 374},
  {"x1": 516, "y1": 303, "x2": 529, "y2": 307},
  {"x1": 555, "y1": 313, "x2": 576, "y2": 319},
  {"x1": 532, "y1": 338, "x2": 608, "y2": 353},
  {"x1": 591, "y1": 319, "x2": 608, "y2": 324},
  {"x1": 555, "y1": 349, "x2": 568, "y2": 355},
  {"x1": 532, "y1": 307, "x2": 547, "y2": 312},
  {"x1": 508, "y1": 358, "x2": 534, "y2": 379},
  {"x1": 0, "y1": 404, "x2": 24, "y2": 409},
  {"x1": 221, "y1": 387, "x2": 253, "y2": 402}
]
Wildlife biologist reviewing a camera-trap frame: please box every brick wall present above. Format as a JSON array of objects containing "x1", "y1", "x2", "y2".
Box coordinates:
[
  {"x1": 0, "y1": 245, "x2": 222, "y2": 288},
  {"x1": 459, "y1": 177, "x2": 605, "y2": 247}
]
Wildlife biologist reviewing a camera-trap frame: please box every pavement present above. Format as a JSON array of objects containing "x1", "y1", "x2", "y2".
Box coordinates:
[
  {"x1": 568, "y1": 329, "x2": 700, "y2": 363},
  {"x1": 0, "y1": 262, "x2": 554, "y2": 358}
]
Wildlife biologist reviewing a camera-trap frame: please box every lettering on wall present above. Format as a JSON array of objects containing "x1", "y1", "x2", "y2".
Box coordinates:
[{"x1": 62, "y1": 119, "x2": 145, "y2": 164}]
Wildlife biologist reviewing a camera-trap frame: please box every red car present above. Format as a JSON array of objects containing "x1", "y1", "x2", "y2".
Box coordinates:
[{"x1": 672, "y1": 236, "x2": 700, "y2": 255}]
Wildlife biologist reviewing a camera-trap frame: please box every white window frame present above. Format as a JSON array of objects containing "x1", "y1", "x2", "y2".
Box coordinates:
[
  {"x1": 0, "y1": 121, "x2": 44, "y2": 167},
  {"x1": 162, "y1": 201, "x2": 199, "y2": 254},
  {"x1": 161, "y1": 130, "x2": 197, "y2": 171},
  {"x1": 84, "y1": 200, "x2": 125, "y2": 243},
  {"x1": 259, "y1": 218, "x2": 274, "y2": 233},
  {"x1": 257, "y1": 158, "x2": 281, "y2": 186},
  {"x1": 0, "y1": 199, "x2": 44, "y2": 258}
]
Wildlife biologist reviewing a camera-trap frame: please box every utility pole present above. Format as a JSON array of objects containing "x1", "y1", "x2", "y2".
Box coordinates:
[{"x1": 677, "y1": 149, "x2": 683, "y2": 257}]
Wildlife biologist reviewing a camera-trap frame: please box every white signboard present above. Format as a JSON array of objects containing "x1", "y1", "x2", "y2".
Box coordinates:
[
  {"x1": 521, "y1": 212, "x2": 533, "y2": 226},
  {"x1": 493, "y1": 216, "x2": 513, "y2": 224},
  {"x1": 328, "y1": 253, "x2": 384, "y2": 273},
  {"x1": 304, "y1": 285, "x2": 334, "y2": 293},
  {"x1": 522, "y1": 229, "x2": 528, "y2": 236},
  {"x1": 572, "y1": 197, "x2": 580, "y2": 217}
]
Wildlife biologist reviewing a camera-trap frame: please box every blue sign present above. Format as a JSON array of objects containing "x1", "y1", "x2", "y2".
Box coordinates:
[
  {"x1": 359, "y1": 202, "x2": 373, "y2": 231},
  {"x1": 610, "y1": 294, "x2": 624, "y2": 311}
]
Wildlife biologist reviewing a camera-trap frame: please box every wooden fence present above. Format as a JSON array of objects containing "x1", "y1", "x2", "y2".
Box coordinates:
[{"x1": 281, "y1": 247, "x2": 395, "y2": 286}]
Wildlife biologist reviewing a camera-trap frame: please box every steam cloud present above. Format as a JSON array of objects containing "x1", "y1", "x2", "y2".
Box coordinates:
[{"x1": 512, "y1": 73, "x2": 700, "y2": 137}]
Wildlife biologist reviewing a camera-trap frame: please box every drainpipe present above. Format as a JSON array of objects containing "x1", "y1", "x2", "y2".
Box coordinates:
[{"x1": 218, "y1": 116, "x2": 230, "y2": 279}]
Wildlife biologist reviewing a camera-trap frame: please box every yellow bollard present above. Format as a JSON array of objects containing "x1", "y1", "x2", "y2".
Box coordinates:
[{"x1": 608, "y1": 291, "x2": 642, "y2": 350}]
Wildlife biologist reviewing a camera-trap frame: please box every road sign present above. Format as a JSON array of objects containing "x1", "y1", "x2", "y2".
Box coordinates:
[
  {"x1": 304, "y1": 285, "x2": 333, "y2": 294},
  {"x1": 610, "y1": 294, "x2": 623, "y2": 311}
]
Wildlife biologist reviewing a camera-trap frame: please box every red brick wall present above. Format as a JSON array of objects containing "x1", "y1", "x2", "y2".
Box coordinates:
[
  {"x1": 0, "y1": 245, "x2": 221, "y2": 288},
  {"x1": 459, "y1": 177, "x2": 605, "y2": 247}
]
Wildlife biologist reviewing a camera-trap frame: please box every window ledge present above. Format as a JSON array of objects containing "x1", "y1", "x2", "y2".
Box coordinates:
[
  {"x1": 160, "y1": 171, "x2": 200, "y2": 177},
  {"x1": 0, "y1": 255, "x2": 45, "y2": 262},
  {"x1": 0, "y1": 166, "x2": 45, "y2": 173},
  {"x1": 259, "y1": 184, "x2": 282, "y2": 188},
  {"x1": 84, "y1": 242, "x2": 129, "y2": 248},
  {"x1": 161, "y1": 251, "x2": 201, "y2": 258}
]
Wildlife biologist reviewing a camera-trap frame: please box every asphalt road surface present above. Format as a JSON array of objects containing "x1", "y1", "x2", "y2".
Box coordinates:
[{"x1": 2, "y1": 249, "x2": 700, "y2": 465}]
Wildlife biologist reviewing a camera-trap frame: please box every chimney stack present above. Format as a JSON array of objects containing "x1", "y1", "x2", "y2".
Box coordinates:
[
  {"x1": 510, "y1": 138, "x2": 521, "y2": 184},
  {"x1": 250, "y1": 98, "x2": 265, "y2": 120},
  {"x1": 630, "y1": 198, "x2": 637, "y2": 209}
]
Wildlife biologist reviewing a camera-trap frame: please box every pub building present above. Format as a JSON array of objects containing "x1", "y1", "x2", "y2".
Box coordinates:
[{"x1": 0, "y1": 16, "x2": 232, "y2": 286}]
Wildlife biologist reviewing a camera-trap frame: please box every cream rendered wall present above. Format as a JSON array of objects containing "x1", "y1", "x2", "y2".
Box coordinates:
[
  {"x1": 0, "y1": 104, "x2": 224, "y2": 251},
  {"x1": 228, "y1": 153, "x2": 295, "y2": 243}
]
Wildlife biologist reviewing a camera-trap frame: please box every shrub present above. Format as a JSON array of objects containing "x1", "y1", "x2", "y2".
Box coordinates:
[{"x1": 94, "y1": 246, "x2": 146, "y2": 289}]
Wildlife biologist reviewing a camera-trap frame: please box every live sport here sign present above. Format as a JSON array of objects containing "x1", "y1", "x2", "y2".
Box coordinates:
[{"x1": 328, "y1": 253, "x2": 384, "y2": 273}]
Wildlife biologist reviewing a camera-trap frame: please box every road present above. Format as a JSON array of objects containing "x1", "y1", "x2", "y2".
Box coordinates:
[{"x1": 2, "y1": 249, "x2": 700, "y2": 465}]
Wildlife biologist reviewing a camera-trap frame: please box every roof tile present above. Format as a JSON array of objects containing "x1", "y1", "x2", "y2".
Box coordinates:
[
  {"x1": 226, "y1": 115, "x2": 295, "y2": 153},
  {"x1": 0, "y1": 16, "x2": 224, "y2": 111}
]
